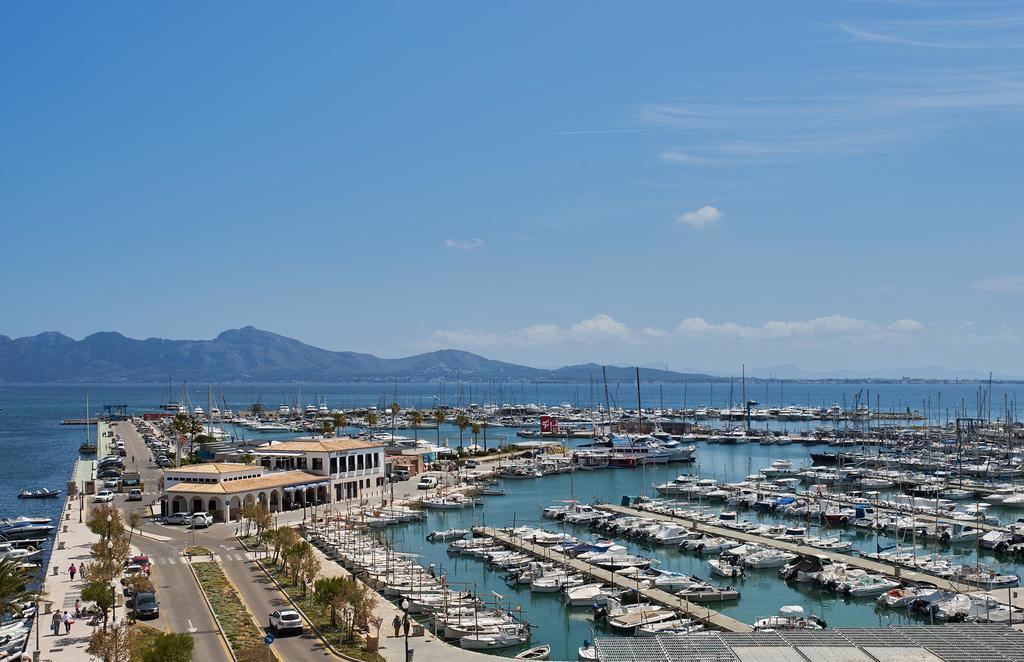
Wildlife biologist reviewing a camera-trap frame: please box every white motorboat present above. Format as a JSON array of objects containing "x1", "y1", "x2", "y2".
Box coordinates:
[
  {"x1": 754, "y1": 605, "x2": 826, "y2": 631},
  {"x1": 459, "y1": 624, "x2": 531, "y2": 650},
  {"x1": 708, "y1": 558, "x2": 745, "y2": 578},
  {"x1": 744, "y1": 549, "x2": 797, "y2": 569},
  {"x1": 427, "y1": 528, "x2": 470, "y2": 541}
]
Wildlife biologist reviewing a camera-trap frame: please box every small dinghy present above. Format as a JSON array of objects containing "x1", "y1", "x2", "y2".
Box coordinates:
[
  {"x1": 17, "y1": 488, "x2": 61, "y2": 500},
  {"x1": 480, "y1": 487, "x2": 507, "y2": 496},
  {"x1": 427, "y1": 528, "x2": 470, "y2": 542},
  {"x1": 514, "y1": 644, "x2": 550, "y2": 660}
]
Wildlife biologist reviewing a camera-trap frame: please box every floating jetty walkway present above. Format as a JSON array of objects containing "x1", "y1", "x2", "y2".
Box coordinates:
[
  {"x1": 598, "y1": 503, "x2": 1009, "y2": 600},
  {"x1": 472, "y1": 526, "x2": 755, "y2": 633}
]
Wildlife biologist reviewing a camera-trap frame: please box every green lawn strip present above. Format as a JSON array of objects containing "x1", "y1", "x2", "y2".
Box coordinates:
[
  {"x1": 192, "y1": 561, "x2": 267, "y2": 659},
  {"x1": 238, "y1": 535, "x2": 262, "y2": 550},
  {"x1": 263, "y1": 562, "x2": 384, "y2": 662}
]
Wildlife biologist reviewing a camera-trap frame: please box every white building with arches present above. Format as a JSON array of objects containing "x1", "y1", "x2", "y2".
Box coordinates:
[{"x1": 160, "y1": 437, "x2": 385, "y2": 522}]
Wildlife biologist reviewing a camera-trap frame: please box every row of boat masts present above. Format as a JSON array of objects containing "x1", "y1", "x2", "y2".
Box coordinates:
[{"x1": 163, "y1": 399, "x2": 942, "y2": 430}]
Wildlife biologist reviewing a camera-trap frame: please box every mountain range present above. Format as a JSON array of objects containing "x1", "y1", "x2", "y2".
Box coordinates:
[
  {"x1": 0, "y1": 327, "x2": 1015, "y2": 383},
  {"x1": 0, "y1": 327, "x2": 720, "y2": 383}
]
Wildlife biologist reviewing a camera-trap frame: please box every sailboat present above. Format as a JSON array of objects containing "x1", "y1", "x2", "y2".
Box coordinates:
[{"x1": 79, "y1": 394, "x2": 97, "y2": 454}]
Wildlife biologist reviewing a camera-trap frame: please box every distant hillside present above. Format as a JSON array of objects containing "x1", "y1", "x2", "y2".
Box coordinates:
[
  {"x1": 1, "y1": 327, "x2": 721, "y2": 383},
  {"x1": 0, "y1": 327, "x2": 547, "y2": 383}
]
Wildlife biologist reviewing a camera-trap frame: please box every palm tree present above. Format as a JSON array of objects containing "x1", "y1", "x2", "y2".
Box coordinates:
[
  {"x1": 433, "y1": 408, "x2": 445, "y2": 447},
  {"x1": 0, "y1": 557, "x2": 36, "y2": 619},
  {"x1": 321, "y1": 420, "x2": 334, "y2": 437},
  {"x1": 410, "y1": 410, "x2": 423, "y2": 444},
  {"x1": 389, "y1": 401, "x2": 400, "y2": 445},
  {"x1": 171, "y1": 413, "x2": 202, "y2": 467},
  {"x1": 332, "y1": 412, "x2": 347, "y2": 436},
  {"x1": 240, "y1": 452, "x2": 255, "y2": 465},
  {"x1": 471, "y1": 422, "x2": 481, "y2": 451},
  {"x1": 455, "y1": 413, "x2": 470, "y2": 450},
  {"x1": 481, "y1": 420, "x2": 489, "y2": 452},
  {"x1": 365, "y1": 410, "x2": 378, "y2": 435}
]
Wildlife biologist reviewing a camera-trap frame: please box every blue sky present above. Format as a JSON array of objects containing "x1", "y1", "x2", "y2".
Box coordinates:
[{"x1": 2, "y1": 2, "x2": 1023, "y2": 375}]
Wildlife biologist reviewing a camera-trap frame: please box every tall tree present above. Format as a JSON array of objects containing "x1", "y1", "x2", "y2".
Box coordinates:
[
  {"x1": 389, "y1": 401, "x2": 400, "y2": 445},
  {"x1": 433, "y1": 408, "x2": 445, "y2": 447},
  {"x1": 409, "y1": 410, "x2": 423, "y2": 444},
  {"x1": 313, "y1": 576, "x2": 344, "y2": 627},
  {"x1": 455, "y1": 413, "x2": 470, "y2": 450},
  {"x1": 332, "y1": 412, "x2": 347, "y2": 436}
]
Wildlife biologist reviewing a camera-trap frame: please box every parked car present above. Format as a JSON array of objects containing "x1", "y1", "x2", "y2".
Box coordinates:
[
  {"x1": 465, "y1": 460, "x2": 478, "y2": 469},
  {"x1": 269, "y1": 609, "x2": 303, "y2": 634},
  {"x1": 128, "y1": 555, "x2": 151, "y2": 573},
  {"x1": 132, "y1": 591, "x2": 159, "y2": 619},
  {"x1": 189, "y1": 513, "x2": 213, "y2": 528},
  {"x1": 163, "y1": 512, "x2": 190, "y2": 525},
  {"x1": 103, "y1": 479, "x2": 120, "y2": 489},
  {"x1": 97, "y1": 469, "x2": 122, "y2": 479},
  {"x1": 417, "y1": 475, "x2": 438, "y2": 490},
  {"x1": 127, "y1": 488, "x2": 143, "y2": 501},
  {"x1": 391, "y1": 469, "x2": 410, "y2": 481},
  {"x1": 93, "y1": 491, "x2": 115, "y2": 503}
]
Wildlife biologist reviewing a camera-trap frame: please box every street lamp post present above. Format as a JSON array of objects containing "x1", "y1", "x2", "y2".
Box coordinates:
[
  {"x1": 400, "y1": 598, "x2": 411, "y2": 662},
  {"x1": 107, "y1": 540, "x2": 116, "y2": 627}
]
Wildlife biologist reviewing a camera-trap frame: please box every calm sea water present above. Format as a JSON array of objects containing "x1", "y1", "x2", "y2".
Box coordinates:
[{"x1": 1, "y1": 382, "x2": 1022, "y2": 658}]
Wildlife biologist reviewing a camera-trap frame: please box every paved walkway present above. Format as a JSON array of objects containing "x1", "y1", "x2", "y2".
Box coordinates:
[{"x1": 35, "y1": 495, "x2": 108, "y2": 661}]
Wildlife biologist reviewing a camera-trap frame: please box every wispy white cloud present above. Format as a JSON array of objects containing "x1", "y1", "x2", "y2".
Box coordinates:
[
  {"x1": 640, "y1": 63, "x2": 1024, "y2": 167},
  {"x1": 674, "y1": 315, "x2": 924, "y2": 343},
  {"x1": 974, "y1": 275, "x2": 1024, "y2": 292},
  {"x1": 429, "y1": 314, "x2": 632, "y2": 348},
  {"x1": 444, "y1": 238, "x2": 484, "y2": 251},
  {"x1": 427, "y1": 313, "x2": 923, "y2": 349},
  {"x1": 678, "y1": 205, "x2": 723, "y2": 228},
  {"x1": 840, "y1": 12, "x2": 1024, "y2": 49}
]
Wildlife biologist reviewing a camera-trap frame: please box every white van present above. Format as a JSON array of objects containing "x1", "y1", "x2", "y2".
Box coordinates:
[{"x1": 417, "y1": 475, "x2": 438, "y2": 490}]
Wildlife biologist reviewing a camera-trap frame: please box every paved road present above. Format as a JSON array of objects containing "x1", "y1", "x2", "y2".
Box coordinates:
[
  {"x1": 114, "y1": 421, "x2": 229, "y2": 662},
  {"x1": 116, "y1": 421, "x2": 332, "y2": 660}
]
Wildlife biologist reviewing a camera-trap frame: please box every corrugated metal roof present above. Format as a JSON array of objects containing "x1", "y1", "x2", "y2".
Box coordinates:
[{"x1": 593, "y1": 625, "x2": 1024, "y2": 662}]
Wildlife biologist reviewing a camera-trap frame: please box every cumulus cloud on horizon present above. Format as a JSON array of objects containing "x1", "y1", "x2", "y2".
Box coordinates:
[
  {"x1": 678, "y1": 205, "x2": 723, "y2": 228},
  {"x1": 426, "y1": 313, "x2": 923, "y2": 349},
  {"x1": 974, "y1": 275, "x2": 1024, "y2": 293}
]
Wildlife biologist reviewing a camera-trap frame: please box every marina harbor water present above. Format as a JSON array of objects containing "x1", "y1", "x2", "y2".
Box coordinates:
[{"x1": 2, "y1": 381, "x2": 1024, "y2": 661}]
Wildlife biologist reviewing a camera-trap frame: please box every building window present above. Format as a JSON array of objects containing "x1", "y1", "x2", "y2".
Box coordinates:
[
  {"x1": 312, "y1": 458, "x2": 323, "y2": 471},
  {"x1": 373, "y1": 453, "x2": 379, "y2": 469},
  {"x1": 357, "y1": 455, "x2": 364, "y2": 470},
  {"x1": 297, "y1": 458, "x2": 307, "y2": 470},
  {"x1": 348, "y1": 456, "x2": 355, "y2": 472},
  {"x1": 330, "y1": 457, "x2": 337, "y2": 474}
]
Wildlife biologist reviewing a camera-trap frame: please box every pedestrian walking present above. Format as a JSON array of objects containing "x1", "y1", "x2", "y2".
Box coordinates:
[
  {"x1": 74, "y1": 599, "x2": 81, "y2": 618},
  {"x1": 392, "y1": 614, "x2": 401, "y2": 637},
  {"x1": 67, "y1": 563, "x2": 76, "y2": 581},
  {"x1": 51, "y1": 611, "x2": 61, "y2": 636},
  {"x1": 63, "y1": 611, "x2": 73, "y2": 634}
]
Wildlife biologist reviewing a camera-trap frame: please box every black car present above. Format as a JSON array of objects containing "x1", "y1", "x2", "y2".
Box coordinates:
[
  {"x1": 97, "y1": 469, "x2": 123, "y2": 479},
  {"x1": 132, "y1": 591, "x2": 159, "y2": 619}
]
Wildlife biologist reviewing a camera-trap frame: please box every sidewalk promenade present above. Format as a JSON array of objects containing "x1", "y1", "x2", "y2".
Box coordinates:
[{"x1": 36, "y1": 495, "x2": 106, "y2": 662}]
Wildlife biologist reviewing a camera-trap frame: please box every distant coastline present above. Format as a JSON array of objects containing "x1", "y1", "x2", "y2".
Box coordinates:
[{"x1": 2, "y1": 326, "x2": 1018, "y2": 384}]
